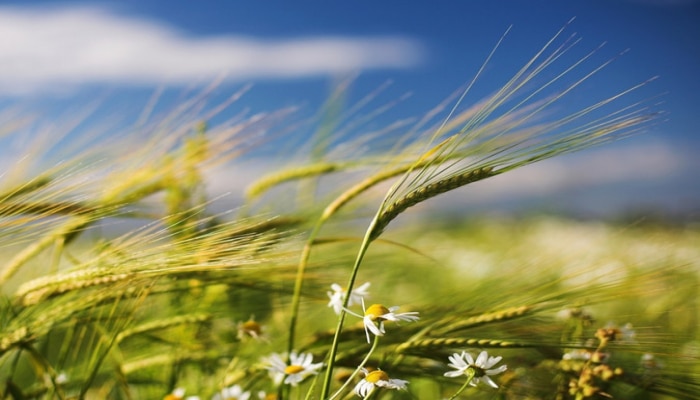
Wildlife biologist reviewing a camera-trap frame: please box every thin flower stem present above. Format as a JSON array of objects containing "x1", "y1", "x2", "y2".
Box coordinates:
[
  {"x1": 447, "y1": 369, "x2": 476, "y2": 400},
  {"x1": 304, "y1": 373, "x2": 321, "y2": 400},
  {"x1": 319, "y1": 134, "x2": 437, "y2": 398},
  {"x1": 320, "y1": 214, "x2": 381, "y2": 399},
  {"x1": 329, "y1": 335, "x2": 380, "y2": 400}
]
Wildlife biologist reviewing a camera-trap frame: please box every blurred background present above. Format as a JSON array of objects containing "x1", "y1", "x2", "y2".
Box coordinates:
[{"x1": 1, "y1": 0, "x2": 698, "y2": 221}]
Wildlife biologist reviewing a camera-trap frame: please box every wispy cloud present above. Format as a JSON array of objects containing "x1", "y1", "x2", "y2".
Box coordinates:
[{"x1": 0, "y1": 6, "x2": 424, "y2": 96}]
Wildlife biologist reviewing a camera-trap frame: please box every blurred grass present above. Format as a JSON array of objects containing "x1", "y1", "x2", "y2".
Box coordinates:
[{"x1": 2, "y1": 145, "x2": 697, "y2": 398}]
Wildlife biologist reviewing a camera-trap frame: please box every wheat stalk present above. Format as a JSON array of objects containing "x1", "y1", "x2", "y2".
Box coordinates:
[
  {"x1": 438, "y1": 305, "x2": 533, "y2": 334},
  {"x1": 245, "y1": 162, "x2": 348, "y2": 200},
  {"x1": 370, "y1": 166, "x2": 497, "y2": 239},
  {"x1": 396, "y1": 337, "x2": 525, "y2": 354}
]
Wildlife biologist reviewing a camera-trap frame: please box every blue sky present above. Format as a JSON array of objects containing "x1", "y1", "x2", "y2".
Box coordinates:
[{"x1": 1, "y1": 0, "x2": 699, "y2": 218}]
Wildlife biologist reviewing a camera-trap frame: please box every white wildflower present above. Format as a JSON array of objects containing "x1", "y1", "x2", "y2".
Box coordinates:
[
  {"x1": 354, "y1": 368, "x2": 408, "y2": 398},
  {"x1": 264, "y1": 351, "x2": 323, "y2": 386},
  {"x1": 444, "y1": 350, "x2": 507, "y2": 388},
  {"x1": 212, "y1": 384, "x2": 250, "y2": 400},
  {"x1": 164, "y1": 388, "x2": 200, "y2": 400},
  {"x1": 237, "y1": 316, "x2": 267, "y2": 341},
  {"x1": 361, "y1": 301, "x2": 419, "y2": 343}
]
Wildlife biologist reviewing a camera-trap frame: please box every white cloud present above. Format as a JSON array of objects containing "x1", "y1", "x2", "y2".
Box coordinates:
[{"x1": 0, "y1": 6, "x2": 424, "y2": 96}]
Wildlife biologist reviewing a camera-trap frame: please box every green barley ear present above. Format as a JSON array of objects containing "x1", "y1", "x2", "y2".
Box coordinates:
[
  {"x1": 438, "y1": 305, "x2": 533, "y2": 334},
  {"x1": 245, "y1": 162, "x2": 345, "y2": 201},
  {"x1": 370, "y1": 166, "x2": 497, "y2": 239},
  {"x1": 396, "y1": 337, "x2": 524, "y2": 355}
]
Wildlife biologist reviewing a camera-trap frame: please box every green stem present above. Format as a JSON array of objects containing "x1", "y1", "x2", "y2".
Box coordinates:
[
  {"x1": 287, "y1": 222, "x2": 324, "y2": 356},
  {"x1": 447, "y1": 369, "x2": 475, "y2": 400},
  {"x1": 329, "y1": 335, "x2": 380, "y2": 400},
  {"x1": 319, "y1": 215, "x2": 380, "y2": 399},
  {"x1": 303, "y1": 372, "x2": 321, "y2": 400}
]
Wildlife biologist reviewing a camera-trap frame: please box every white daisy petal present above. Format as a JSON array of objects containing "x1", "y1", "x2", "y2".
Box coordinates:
[
  {"x1": 476, "y1": 351, "x2": 488, "y2": 367},
  {"x1": 481, "y1": 375, "x2": 499, "y2": 388},
  {"x1": 486, "y1": 365, "x2": 508, "y2": 375},
  {"x1": 443, "y1": 370, "x2": 464, "y2": 378},
  {"x1": 483, "y1": 356, "x2": 496, "y2": 369},
  {"x1": 327, "y1": 282, "x2": 371, "y2": 315},
  {"x1": 464, "y1": 352, "x2": 475, "y2": 365}
]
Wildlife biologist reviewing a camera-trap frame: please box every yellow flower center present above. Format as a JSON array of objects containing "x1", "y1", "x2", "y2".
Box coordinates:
[
  {"x1": 241, "y1": 320, "x2": 262, "y2": 335},
  {"x1": 285, "y1": 364, "x2": 305, "y2": 375},
  {"x1": 365, "y1": 370, "x2": 389, "y2": 383},
  {"x1": 365, "y1": 304, "x2": 390, "y2": 320}
]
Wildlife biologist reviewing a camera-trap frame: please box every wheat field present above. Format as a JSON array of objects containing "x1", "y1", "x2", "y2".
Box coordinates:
[{"x1": 1, "y1": 24, "x2": 698, "y2": 400}]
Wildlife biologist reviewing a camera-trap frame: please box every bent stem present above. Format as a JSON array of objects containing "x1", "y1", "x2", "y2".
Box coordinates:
[
  {"x1": 328, "y1": 335, "x2": 380, "y2": 400},
  {"x1": 317, "y1": 114, "x2": 455, "y2": 399},
  {"x1": 447, "y1": 369, "x2": 476, "y2": 400}
]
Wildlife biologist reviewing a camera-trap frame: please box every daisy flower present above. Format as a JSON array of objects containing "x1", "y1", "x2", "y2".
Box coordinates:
[
  {"x1": 237, "y1": 316, "x2": 266, "y2": 341},
  {"x1": 55, "y1": 372, "x2": 68, "y2": 385},
  {"x1": 327, "y1": 282, "x2": 371, "y2": 315},
  {"x1": 43, "y1": 371, "x2": 68, "y2": 386},
  {"x1": 361, "y1": 301, "x2": 419, "y2": 343},
  {"x1": 264, "y1": 351, "x2": 323, "y2": 386},
  {"x1": 256, "y1": 391, "x2": 277, "y2": 400},
  {"x1": 164, "y1": 388, "x2": 200, "y2": 400},
  {"x1": 444, "y1": 350, "x2": 507, "y2": 388},
  {"x1": 354, "y1": 368, "x2": 408, "y2": 398},
  {"x1": 212, "y1": 384, "x2": 250, "y2": 400}
]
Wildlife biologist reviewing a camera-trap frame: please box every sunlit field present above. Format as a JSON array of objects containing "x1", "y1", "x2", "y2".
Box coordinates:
[{"x1": 1, "y1": 24, "x2": 698, "y2": 400}]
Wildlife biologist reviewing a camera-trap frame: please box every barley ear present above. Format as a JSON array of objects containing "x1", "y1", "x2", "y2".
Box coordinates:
[
  {"x1": 439, "y1": 305, "x2": 533, "y2": 334},
  {"x1": 245, "y1": 162, "x2": 344, "y2": 200},
  {"x1": 370, "y1": 166, "x2": 497, "y2": 239},
  {"x1": 396, "y1": 337, "x2": 525, "y2": 354}
]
